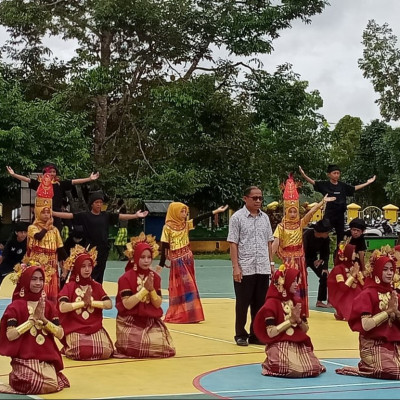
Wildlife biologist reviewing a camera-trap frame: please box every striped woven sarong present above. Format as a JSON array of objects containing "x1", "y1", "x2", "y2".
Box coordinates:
[
  {"x1": 261, "y1": 341, "x2": 326, "y2": 377},
  {"x1": 336, "y1": 335, "x2": 400, "y2": 379},
  {"x1": 165, "y1": 247, "x2": 204, "y2": 323},
  {"x1": 0, "y1": 358, "x2": 69, "y2": 394},
  {"x1": 114, "y1": 315, "x2": 175, "y2": 359},
  {"x1": 63, "y1": 328, "x2": 114, "y2": 360}
]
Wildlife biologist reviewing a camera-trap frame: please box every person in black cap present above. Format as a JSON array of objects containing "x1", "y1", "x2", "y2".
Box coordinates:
[
  {"x1": 303, "y1": 218, "x2": 333, "y2": 308},
  {"x1": 53, "y1": 191, "x2": 148, "y2": 284},
  {"x1": 0, "y1": 222, "x2": 28, "y2": 286},
  {"x1": 299, "y1": 165, "x2": 375, "y2": 251},
  {"x1": 344, "y1": 217, "x2": 367, "y2": 271},
  {"x1": 6, "y1": 164, "x2": 99, "y2": 231}
]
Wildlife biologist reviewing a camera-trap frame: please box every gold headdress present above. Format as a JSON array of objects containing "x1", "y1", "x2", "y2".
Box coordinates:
[
  {"x1": 63, "y1": 245, "x2": 98, "y2": 272},
  {"x1": 125, "y1": 232, "x2": 159, "y2": 260},
  {"x1": 336, "y1": 237, "x2": 351, "y2": 262},
  {"x1": 364, "y1": 245, "x2": 395, "y2": 278},
  {"x1": 10, "y1": 254, "x2": 54, "y2": 285},
  {"x1": 273, "y1": 264, "x2": 287, "y2": 293}
]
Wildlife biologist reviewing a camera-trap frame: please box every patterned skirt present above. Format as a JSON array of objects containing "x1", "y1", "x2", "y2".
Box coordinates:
[
  {"x1": 262, "y1": 341, "x2": 326, "y2": 378},
  {"x1": 0, "y1": 358, "x2": 69, "y2": 394},
  {"x1": 336, "y1": 335, "x2": 400, "y2": 379},
  {"x1": 114, "y1": 315, "x2": 176, "y2": 359},
  {"x1": 165, "y1": 246, "x2": 205, "y2": 323},
  {"x1": 63, "y1": 328, "x2": 114, "y2": 360}
]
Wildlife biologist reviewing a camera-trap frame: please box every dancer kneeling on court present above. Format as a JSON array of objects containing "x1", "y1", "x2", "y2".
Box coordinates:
[
  {"x1": 254, "y1": 265, "x2": 326, "y2": 377},
  {"x1": 327, "y1": 242, "x2": 364, "y2": 321},
  {"x1": 0, "y1": 258, "x2": 70, "y2": 394},
  {"x1": 58, "y1": 245, "x2": 114, "y2": 360},
  {"x1": 336, "y1": 249, "x2": 400, "y2": 379},
  {"x1": 114, "y1": 233, "x2": 175, "y2": 358}
]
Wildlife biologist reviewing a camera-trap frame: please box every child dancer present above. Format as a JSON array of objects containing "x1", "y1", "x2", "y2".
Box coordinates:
[
  {"x1": 58, "y1": 245, "x2": 114, "y2": 360},
  {"x1": 336, "y1": 249, "x2": 400, "y2": 379},
  {"x1": 0, "y1": 259, "x2": 69, "y2": 394},
  {"x1": 327, "y1": 242, "x2": 364, "y2": 321},
  {"x1": 158, "y1": 202, "x2": 228, "y2": 323},
  {"x1": 254, "y1": 265, "x2": 326, "y2": 377},
  {"x1": 114, "y1": 233, "x2": 175, "y2": 358}
]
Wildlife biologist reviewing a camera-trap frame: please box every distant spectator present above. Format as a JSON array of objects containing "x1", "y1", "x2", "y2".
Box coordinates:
[
  {"x1": 344, "y1": 218, "x2": 367, "y2": 271},
  {"x1": 0, "y1": 223, "x2": 28, "y2": 286},
  {"x1": 303, "y1": 218, "x2": 333, "y2": 308}
]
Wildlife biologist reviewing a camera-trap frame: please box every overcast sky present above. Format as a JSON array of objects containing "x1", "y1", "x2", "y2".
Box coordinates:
[
  {"x1": 1, "y1": 0, "x2": 399, "y2": 128},
  {"x1": 259, "y1": 0, "x2": 400, "y2": 128}
]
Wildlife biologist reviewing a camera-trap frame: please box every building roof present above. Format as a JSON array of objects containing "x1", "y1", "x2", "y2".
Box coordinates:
[{"x1": 144, "y1": 200, "x2": 173, "y2": 214}]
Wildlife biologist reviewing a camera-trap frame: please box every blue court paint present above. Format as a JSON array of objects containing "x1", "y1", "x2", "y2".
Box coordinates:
[{"x1": 195, "y1": 359, "x2": 400, "y2": 399}]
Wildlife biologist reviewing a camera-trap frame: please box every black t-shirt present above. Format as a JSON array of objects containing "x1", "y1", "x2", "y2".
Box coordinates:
[
  {"x1": 29, "y1": 179, "x2": 73, "y2": 212},
  {"x1": 344, "y1": 229, "x2": 367, "y2": 253},
  {"x1": 302, "y1": 228, "x2": 330, "y2": 268},
  {"x1": 314, "y1": 180, "x2": 355, "y2": 214},
  {"x1": 0, "y1": 237, "x2": 27, "y2": 271},
  {"x1": 72, "y1": 211, "x2": 119, "y2": 250}
]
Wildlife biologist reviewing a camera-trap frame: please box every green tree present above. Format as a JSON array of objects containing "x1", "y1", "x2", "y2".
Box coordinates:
[
  {"x1": 330, "y1": 115, "x2": 363, "y2": 171},
  {"x1": 359, "y1": 20, "x2": 400, "y2": 122},
  {"x1": 241, "y1": 64, "x2": 331, "y2": 198},
  {"x1": 0, "y1": 0, "x2": 329, "y2": 167},
  {"x1": 0, "y1": 73, "x2": 91, "y2": 203},
  {"x1": 346, "y1": 119, "x2": 392, "y2": 207}
]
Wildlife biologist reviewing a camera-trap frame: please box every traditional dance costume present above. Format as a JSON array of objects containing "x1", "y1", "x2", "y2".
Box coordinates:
[
  {"x1": 337, "y1": 252, "x2": 400, "y2": 379},
  {"x1": 58, "y1": 246, "x2": 114, "y2": 360},
  {"x1": 0, "y1": 263, "x2": 69, "y2": 394},
  {"x1": 327, "y1": 243, "x2": 364, "y2": 321},
  {"x1": 254, "y1": 267, "x2": 325, "y2": 377},
  {"x1": 27, "y1": 174, "x2": 66, "y2": 303},
  {"x1": 159, "y1": 202, "x2": 209, "y2": 323},
  {"x1": 115, "y1": 238, "x2": 175, "y2": 358},
  {"x1": 274, "y1": 174, "x2": 316, "y2": 317}
]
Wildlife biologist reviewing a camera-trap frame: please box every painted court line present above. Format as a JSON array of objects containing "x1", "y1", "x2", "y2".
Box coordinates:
[
  {"x1": 206, "y1": 380, "x2": 400, "y2": 395},
  {"x1": 168, "y1": 329, "x2": 263, "y2": 348}
]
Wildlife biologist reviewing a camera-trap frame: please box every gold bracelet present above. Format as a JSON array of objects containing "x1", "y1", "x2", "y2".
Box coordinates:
[
  {"x1": 91, "y1": 300, "x2": 105, "y2": 309},
  {"x1": 71, "y1": 301, "x2": 85, "y2": 310},
  {"x1": 15, "y1": 320, "x2": 33, "y2": 335},
  {"x1": 44, "y1": 321, "x2": 60, "y2": 336},
  {"x1": 345, "y1": 276, "x2": 355, "y2": 287},
  {"x1": 275, "y1": 320, "x2": 291, "y2": 333},
  {"x1": 150, "y1": 290, "x2": 159, "y2": 301},
  {"x1": 135, "y1": 288, "x2": 149, "y2": 301},
  {"x1": 372, "y1": 311, "x2": 388, "y2": 327}
]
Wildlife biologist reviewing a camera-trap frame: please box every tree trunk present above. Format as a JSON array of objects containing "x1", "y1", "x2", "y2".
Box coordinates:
[{"x1": 93, "y1": 30, "x2": 113, "y2": 165}]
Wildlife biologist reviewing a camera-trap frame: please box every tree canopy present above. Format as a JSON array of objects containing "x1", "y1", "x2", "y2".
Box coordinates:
[{"x1": 359, "y1": 19, "x2": 400, "y2": 122}]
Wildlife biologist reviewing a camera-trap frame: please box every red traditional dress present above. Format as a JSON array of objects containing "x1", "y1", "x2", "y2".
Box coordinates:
[
  {"x1": 254, "y1": 268, "x2": 325, "y2": 377},
  {"x1": 159, "y1": 202, "x2": 205, "y2": 323},
  {"x1": 274, "y1": 174, "x2": 314, "y2": 317},
  {"x1": 337, "y1": 254, "x2": 400, "y2": 379},
  {"x1": 58, "y1": 248, "x2": 114, "y2": 360},
  {"x1": 0, "y1": 264, "x2": 69, "y2": 394},
  {"x1": 327, "y1": 243, "x2": 364, "y2": 321},
  {"x1": 114, "y1": 242, "x2": 175, "y2": 358},
  {"x1": 27, "y1": 175, "x2": 64, "y2": 303}
]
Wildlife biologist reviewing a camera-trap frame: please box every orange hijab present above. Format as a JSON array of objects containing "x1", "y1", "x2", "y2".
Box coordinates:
[{"x1": 165, "y1": 202, "x2": 188, "y2": 231}]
